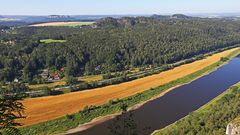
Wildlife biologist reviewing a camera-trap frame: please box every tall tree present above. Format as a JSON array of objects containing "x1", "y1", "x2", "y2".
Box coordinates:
[{"x1": 0, "y1": 86, "x2": 25, "y2": 135}]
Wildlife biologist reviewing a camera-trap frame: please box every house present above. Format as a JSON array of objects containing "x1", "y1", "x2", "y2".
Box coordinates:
[
  {"x1": 14, "y1": 78, "x2": 19, "y2": 83},
  {"x1": 95, "y1": 65, "x2": 101, "y2": 71},
  {"x1": 53, "y1": 74, "x2": 60, "y2": 80},
  {"x1": 48, "y1": 70, "x2": 62, "y2": 81},
  {"x1": 40, "y1": 69, "x2": 49, "y2": 80},
  {"x1": 60, "y1": 68, "x2": 65, "y2": 72}
]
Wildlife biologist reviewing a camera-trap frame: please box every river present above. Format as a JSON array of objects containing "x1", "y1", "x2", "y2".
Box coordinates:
[{"x1": 73, "y1": 56, "x2": 240, "y2": 135}]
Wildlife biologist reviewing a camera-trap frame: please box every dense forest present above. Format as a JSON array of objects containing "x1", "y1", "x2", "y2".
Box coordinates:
[
  {"x1": 155, "y1": 84, "x2": 240, "y2": 135},
  {"x1": 1, "y1": 16, "x2": 240, "y2": 83}
]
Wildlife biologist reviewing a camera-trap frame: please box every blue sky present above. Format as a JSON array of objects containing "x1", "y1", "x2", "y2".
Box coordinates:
[{"x1": 1, "y1": 0, "x2": 240, "y2": 15}]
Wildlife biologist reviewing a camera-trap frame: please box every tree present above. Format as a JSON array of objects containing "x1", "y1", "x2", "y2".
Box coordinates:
[
  {"x1": 66, "y1": 76, "x2": 78, "y2": 85},
  {"x1": 2, "y1": 17, "x2": 240, "y2": 83},
  {"x1": 220, "y1": 57, "x2": 229, "y2": 62},
  {"x1": 42, "y1": 87, "x2": 52, "y2": 96},
  {"x1": 0, "y1": 89, "x2": 25, "y2": 135},
  {"x1": 5, "y1": 83, "x2": 29, "y2": 94},
  {"x1": 0, "y1": 68, "x2": 15, "y2": 82}
]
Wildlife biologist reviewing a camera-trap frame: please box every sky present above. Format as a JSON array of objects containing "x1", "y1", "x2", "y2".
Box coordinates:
[{"x1": 1, "y1": 0, "x2": 240, "y2": 15}]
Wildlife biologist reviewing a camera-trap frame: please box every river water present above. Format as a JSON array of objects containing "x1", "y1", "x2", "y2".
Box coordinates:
[{"x1": 74, "y1": 57, "x2": 240, "y2": 135}]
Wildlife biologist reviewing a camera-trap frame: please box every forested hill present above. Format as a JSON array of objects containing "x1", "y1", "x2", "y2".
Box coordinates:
[
  {"x1": 1, "y1": 16, "x2": 240, "y2": 83},
  {"x1": 94, "y1": 14, "x2": 195, "y2": 28}
]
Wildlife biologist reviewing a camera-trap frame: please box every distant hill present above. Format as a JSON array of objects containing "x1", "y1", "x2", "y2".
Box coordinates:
[
  {"x1": 23, "y1": 15, "x2": 76, "y2": 23},
  {"x1": 151, "y1": 14, "x2": 169, "y2": 19},
  {"x1": 48, "y1": 15, "x2": 71, "y2": 19},
  {"x1": 171, "y1": 14, "x2": 192, "y2": 19},
  {"x1": 45, "y1": 15, "x2": 76, "y2": 21},
  {"x1": 151, "y1": 14, "x2": 193, "y2": 20},
  {"x1": 94, "y1": 14, "x2": 195, "y2": 28},
  {"x1": 0, "y1": 21, "x2": 27, "y2": 26},
  {"x1": 0, "y1": 15, "x2": 78, "y2": 24},
  {"x1": 94, "y1": 16, "x2": 155, "y2": 28}
]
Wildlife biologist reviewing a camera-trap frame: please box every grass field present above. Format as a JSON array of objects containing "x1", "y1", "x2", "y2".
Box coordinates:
[
  {"x1": 28, "y1": 81, "x2": 66, "y2": 89},
  {"x1": 29, "y1": 75, "x2": 103, "y2": 90},
  {"x1": 19, "y1": 48, "x2": 239, "y2": 128},
  {"x1": 30, "y1": 21, "x2": 94, "y2": 27},
  {"x1": 40, "y1": 39, "x2": 66, "y2": 43},
  {"x1": 78, "y1": 75, "x2": 103, "y2": 82}
]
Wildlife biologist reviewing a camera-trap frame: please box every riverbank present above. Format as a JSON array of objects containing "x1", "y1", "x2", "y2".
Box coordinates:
[
  {"x1": 153, "y1": 82, "x2": 240, "y2": 135},
  {"x1": 19, "y1": 48, "x2": 240, "y2": 135},
  {"x1": 65, "y1": 48, "x2": 240, "y2": 135},
  {"x1": 20, "y1": 48, "x2": 238, "y2": 127}
]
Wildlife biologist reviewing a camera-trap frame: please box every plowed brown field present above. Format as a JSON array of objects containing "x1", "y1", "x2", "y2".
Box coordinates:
[{"x1": 21, "y1": 48, "x2": 238, "y2": 127}]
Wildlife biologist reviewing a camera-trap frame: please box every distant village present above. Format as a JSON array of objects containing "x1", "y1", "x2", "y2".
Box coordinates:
[
  {"x1": 0, "y1": 27, "x2": 16, "y2": 45},
  {"x1": 0, "y1": 26, "x2": 15, "y2": 33},
  {"x1": 40, "y1": 68, "x2": 65, "y2": 81}
]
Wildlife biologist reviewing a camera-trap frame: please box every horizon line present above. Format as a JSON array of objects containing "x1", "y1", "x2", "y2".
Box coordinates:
[{"x1": 1, "y1": 12, "x2": 240, "y2": 16}]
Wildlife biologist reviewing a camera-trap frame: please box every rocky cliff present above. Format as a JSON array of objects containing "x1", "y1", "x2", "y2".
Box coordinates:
[{"x1": 226, "y1": 117, "x2": 240, "y2": 135}]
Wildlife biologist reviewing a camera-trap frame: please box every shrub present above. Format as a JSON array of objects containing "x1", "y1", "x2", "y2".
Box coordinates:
[{"x1": 65, "y1": 114, "x2": 75, "y2": 120}]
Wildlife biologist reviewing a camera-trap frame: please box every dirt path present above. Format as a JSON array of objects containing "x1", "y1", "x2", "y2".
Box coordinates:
[{"x1": 21, "y1": 48, "x2": 238, "y2": 127}]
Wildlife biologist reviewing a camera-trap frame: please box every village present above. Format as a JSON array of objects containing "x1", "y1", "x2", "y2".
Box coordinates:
[{"x1": 40, "y1": 68, "x2": 65, "y2": 81}]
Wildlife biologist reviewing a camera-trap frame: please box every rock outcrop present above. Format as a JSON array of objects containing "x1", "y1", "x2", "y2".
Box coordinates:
[{"x1": 226, "y1": 119, "x2": 240, "y2": 135}]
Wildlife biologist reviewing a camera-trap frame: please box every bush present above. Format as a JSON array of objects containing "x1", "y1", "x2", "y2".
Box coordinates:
[
  {"x1": 66, "y1": 76, "x2": 78, "y2": 85},
  {"x1": 220, "y1": 57, "x2": 229, "y2": 62},
  {"x1": 1, "y1": 127, "x2": 22, "y2": 135},
  {"x1": 42, "y1": 87, "x2": 51, "y2": 96},
  {"x1": 65, "y1": 114, "x2": 75, "y2": 120}
]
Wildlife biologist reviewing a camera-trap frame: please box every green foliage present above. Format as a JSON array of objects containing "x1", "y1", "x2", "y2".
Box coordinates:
[
  {"x1": 42, "y1": 87, "x2": 52, "y2": 96},
  {"x1": 65, "y1": 114, "x2": 75, "y2": 121},
  {"x1": 220, "y1": 57, "x2": 229, "y2": 62},
  {"x1": 30, "y1": 75, "x2": 45, "y2": 85},
  {"x1": 66, "y1": 76, "x2": 78, "y2": 85},
  {"x1": 2, "y1": 83, "x2": 29, "y2": 94},
  {"x1": 1, "y1": 127, "x2": 22, "y2": 135},
  {"x1": 1, "y1": 18, "x2": 240, "y2": 82},
  {"x1": 103, "y1": 72, "x2": 114, "y2": 79},
  {"x1": 0, "y1": 92, "x2": 25, "y2": 135},
  {"x1": 120, "y1": 103, "x2": 128, "y2": 112}
]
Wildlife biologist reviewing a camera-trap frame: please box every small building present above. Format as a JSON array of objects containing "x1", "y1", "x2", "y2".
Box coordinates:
[
  {"x1": 53, "y1": 75, "x2": 60, "y2": 80},
  {"x1": 40, "y1": 69, "x2": 49, "y2": 80},
  {"x1": 60, "y1": 68, "x2": 65, "y2": 72},
  {"x1": 95, "y1": 65, "x2": 101, "y2": 71},
  {"x1": 13, "y1": 78, "x2": 19, "y2": 83}
]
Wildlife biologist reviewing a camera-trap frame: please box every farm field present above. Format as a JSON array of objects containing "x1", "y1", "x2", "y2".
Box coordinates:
[
  {"x1": 30, "y1": 21, "x2": 94, "y2": 27},
  {"x1": 28, "y1": 81, "x2": 66, "y2": 89},
  {"x1": 28, "y1": 75, "x2": 103, "y2": 89},
  {"x1": 20, "y1": 48, "x2": 238, "y2": 127},
  {"x1": 78, "y1": 75, "x2": 103, "y2": 82},
  {"x1": 40, "y1": 39, "x2": 66, "y2": 43}
]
